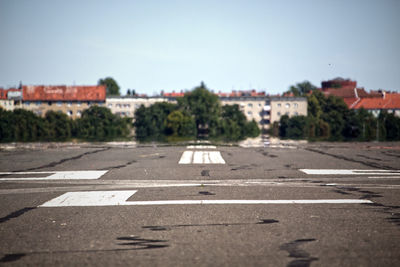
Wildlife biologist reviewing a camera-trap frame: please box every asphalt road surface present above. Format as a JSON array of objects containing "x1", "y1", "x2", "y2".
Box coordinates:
[{"x1": 0, "y1": 142, "x2": 400, "y2": 266}]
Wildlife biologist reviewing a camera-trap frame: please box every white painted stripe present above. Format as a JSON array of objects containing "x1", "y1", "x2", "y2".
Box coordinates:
[
  {"x1": 39, "y1": 190, "x2": 138, "y2": 207},
  {"x1": 0, "y1": 171, "x2": 108, "y2": 181},
  {"x1": 187, "y1": 145, "x2": 217, "y2": 149},
  {"x1": 179, "y1": 151, "x2": 225, "y2": 164},
  {"x1": 209, "y1": 151, "x2": 226, "y2": 164},
  {"x1": 40, "y1": 190, "x2": 372, "y2": 207},
  {"x1": 300, "y1": 169, "x2": 400, "y2": 175},
  {"x1": 178, "y1": 151, "x2": 193, "y2": 164},
  {"x1": 368, "y1": 176, "x2": 400, "y2": 179},
  {"x1": 123, "y1": 199, "x2": 372, "y2": 205}
]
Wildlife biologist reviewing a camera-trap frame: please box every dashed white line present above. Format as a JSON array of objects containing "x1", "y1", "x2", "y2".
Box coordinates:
[
  {"x1": 0, "y1": 171, "x2": 108, "y2": 181},
  {"x1": 300, "y1": 169, "x2": 400, "y2": 175}
]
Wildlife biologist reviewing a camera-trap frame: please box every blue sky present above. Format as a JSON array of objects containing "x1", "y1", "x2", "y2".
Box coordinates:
[{"x1": 1, "y1": 0, "x2": 399, "y2": 95}]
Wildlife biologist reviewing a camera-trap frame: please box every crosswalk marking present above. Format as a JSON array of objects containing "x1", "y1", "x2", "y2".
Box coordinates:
[
  {"x1": 0, "y1": 170, "x2": 108, "y2": 181},
  {"x1": 186, "y1": 145, "x2": 217, "y2": 149},
  {"x1": 179, "y1": 151, "x2": 225, "y2": 164},
  {"x1": 39, "y1": 190, "x2": 373, "y2": 207}
]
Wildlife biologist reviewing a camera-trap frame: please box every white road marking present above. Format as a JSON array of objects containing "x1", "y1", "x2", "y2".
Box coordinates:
[
  {"x1": 368, "y1": 176, "x2": 400, "y2": 179},
  {"x1": 178, "y1": 151, "x2": 193, "y2": 164},
  {"x1": 0, "y1": 171, "x2": 108, "y2": 181},
  {"x1": 300, "y1": 169, "x2": 400, "y2": 175},
  {"x1": 40, "y1": 190, "x2": 373, "y2": 207},
  {"x1": 179, "y1": 151, "x2": 225, "y2": 164},
  {"x1": 39, "y1": 190, "x2": 138, "y2": 207},
  {"x1": 187, "y1": 145, "x2": 217, "y2": 149}
]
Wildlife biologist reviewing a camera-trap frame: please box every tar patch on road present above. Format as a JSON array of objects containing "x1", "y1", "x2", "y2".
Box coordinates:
[
  {"x1": 198, "y1": 191, "x2": 215, "y2": 196},
  {"x1": 142, "y1": 219, "x2": 279, "y2": 231},
  {"x1": 0, "y1": 207, "x2": 36, "y2": 224},
  {"x1": 201, "y1": 170, "x2": 210, "y2": 177},
  {"x1": 280, "y1": 238, "x2": 318, "y2": 267},
  {"x1": 0, "y1": 253, "x2": 26, "y2": 263},
  {"x1": 117, "y1": 236, "x2": 169, "y2": 250}
]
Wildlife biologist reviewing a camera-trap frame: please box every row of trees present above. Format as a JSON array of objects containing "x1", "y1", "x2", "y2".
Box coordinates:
[
  {"x1": 0, "y1": 106, "x2": 131, "y2": 142},
  {"x1": 134, "y1": 83, "x2": 260, "y2": 142},
  {"x1": 271, "y1": 83, "x2": 400, "y2": 141}
]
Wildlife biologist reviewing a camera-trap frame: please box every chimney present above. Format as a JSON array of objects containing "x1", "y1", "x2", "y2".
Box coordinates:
[{"x1": 354, "y1": 88, "x2": 359, "y2": 98}]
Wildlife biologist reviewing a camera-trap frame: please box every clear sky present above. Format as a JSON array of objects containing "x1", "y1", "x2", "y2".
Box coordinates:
[{"x1": 1, "y1": 0, "x2": 399, "y2": 95}]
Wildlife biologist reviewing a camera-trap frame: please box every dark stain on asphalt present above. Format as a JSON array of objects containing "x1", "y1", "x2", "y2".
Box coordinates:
[
  {"x1": 0, "y1": 253, "x2": 26, "y2": 262},
  {"x1": 199, "y1": 191, "x2": 215, "y2": 196},
  {"x1": 356, "y1": 154, "x2": 383, "y2": 161},
  {"x1": 332, "y1": 189, "x2": 351, "y2": 195},
  {"x1": 303, "y1": 147, "x2": 396, "y2": 170},
  {"x1": 257, "y1": 219, "x2": 279, "y2": 224},
  {"x1": 101, "y1": 159, "x2": 137, "y2": 170},
  {"x1": 0, "y1": 207, "x2": 36, "y2": 224},
  {"x1": 231, "y1": 165, "x2": 253, "y2": 171},
  {"x1": 332, "y1": 186, "x2": 383, "y2": 199},
  {"x1": 16, "y1": 148, "x2": 111, "y2": 172},
  {"x1": 201, "y1": 170, "x2": 210, "y2": 176},
  {"x1": 280, "y1": 239, "x2": 318, "y2": 267},
  {"x1": 117, "y1": 236, "x2": 169, "y2": 249},
  {"x1": 362, "y1": 202, "x2": 400, "y2": 227},
  {"x1": 143, "y1": 219, "x2": 278, "y2": 231}
]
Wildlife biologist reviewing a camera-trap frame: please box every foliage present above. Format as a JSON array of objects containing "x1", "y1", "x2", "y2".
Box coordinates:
[
  {"x1": 98, "y1": 77, "x2": 120, "y2": 96},
  {"x1": 286, "y1": 81, "x2": 317, "y2": 97},
  {"x1": 76, "y1": 106, "x2": 131, "y2": 141},
  {"x1": 178, "y1": 82, "x2": 221, "y2": 134},
  {"x1": 274, "y1": 88, "x2": 400, "y2": 142},
  {"x1": 134, "y1": 83, "x2": 260, "y2": 142},
  {"x1": 0, "y1": 106, "x2": 131, "y2": 142},
  {"x1": 134, "y1": 102, "x2": 178, "y2": 141}
]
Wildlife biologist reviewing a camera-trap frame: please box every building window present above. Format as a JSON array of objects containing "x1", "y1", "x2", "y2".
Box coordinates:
[
  {"x1": 48, "y1": 102, "x2": 52, "y2": 106},
  {"x1": 108, "y1": 104, "x2": 112, "y2": 108},
  {"x1": 67, "y1": 110, "x2": 73, "y2": 116},
  {"x1": 277, "y1": 112, "x2": 281, "y2": 116},
  {"x1": 285, "y1": 112, "x2": 289, "y2": 115},
  {"x1": 25, "y1": 101, "x2": 30, "y2": 106},
  {"x1": 247, "y1": 111, "x2": 252, "y2": 115},
  {"x1": 57, "y1": 101, "x2": 62, "y2": 106},
  {"x1": 77, "y1": 101, "x2": 81, "y2": 106},
  {"x1": 35, "y1": 101, "x2": 42, "y2": 106},
  {"x1": 277, "y1": 103, "x2": 281, "y2": 108},
  {"x1": 248, "y1": 103, "x2": 253, "y2": 107},
  {"x1": 67, "y1": 102, "x2": 72, "y2": 107},
  {"x1": 77, "y1": 110, "x2": 82, "y2": 117},
  {"x1": 294, "y1": 112, "x2": 298, "y2": 115},
  {"x1": 294, "y1": 103, "x2": 298, "y2": 108},
  {"x1": 285, "y1": 103, "x2": 290, "y2": 108}
]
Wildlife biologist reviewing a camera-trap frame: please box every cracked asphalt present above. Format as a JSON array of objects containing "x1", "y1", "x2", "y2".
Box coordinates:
[{"x1": 0, "y1": 142, "x2": 400, "y2": 266}]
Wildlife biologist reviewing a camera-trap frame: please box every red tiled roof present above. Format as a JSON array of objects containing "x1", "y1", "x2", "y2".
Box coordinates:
[
  {"x1": 0, "y1": 88, "x2": 21, "y2": 100},
  {"x1": 353, "y1": 93, "x2": 400, "y2": 110},
  {"x1": 22, "y1": 85, "x2": 106, "y2": 101},
  {"x1": 321, "y1": 87, "x2": 370, "y2": 98}
]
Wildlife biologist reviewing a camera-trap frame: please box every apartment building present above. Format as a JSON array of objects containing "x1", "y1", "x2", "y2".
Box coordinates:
[
  {"x1": 270, "y1": 97, "x2": 308, "y2": 123},
  {"x1": 21, "y1": 85, "x2": 106, "y2": 119},
  {"x1": 0, "y1": 88, "x2": 22, "y2": 111},
  {"x1": 106, "y1": 96, "x2": 176, "y2": 117}
]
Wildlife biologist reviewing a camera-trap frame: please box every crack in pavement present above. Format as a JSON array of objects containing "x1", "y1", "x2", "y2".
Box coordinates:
[{"x1": 15, "y1": 148, "x2": 111, "y2": 172}]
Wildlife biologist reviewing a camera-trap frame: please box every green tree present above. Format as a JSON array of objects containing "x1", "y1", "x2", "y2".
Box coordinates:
[
  {"x1": 178, "y1": 82, "x2": 221, "y2": 137},
  {"x1": 98, "y1": 77, "x2": 120, "y2": 96},
  {"x1": 134, "y1": 102, "x2": 178, "y2": 141},
  {"x1": 76, "y1": 106, "x2": 130, "y2": 141},
  {"x1": 286, "y1": 81, "x2": 317, "y2": 96},
  {"x1": 44, "y1": 111, "x2": 72, "y2": 141},
  {"x1": 166, "y1": 110, "x2": 196, "y2": 137}
]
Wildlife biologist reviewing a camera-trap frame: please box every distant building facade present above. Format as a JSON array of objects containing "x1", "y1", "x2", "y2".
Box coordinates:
[
  {"x1": 21, "y1": 85, "x2": 106, "y2": 119},
  {"x1": 0, "y1": 88, "x2": 22, "y2": 111},
  {"x1": 106, "y1": 96, "x2": 176, "y2": 117}
]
